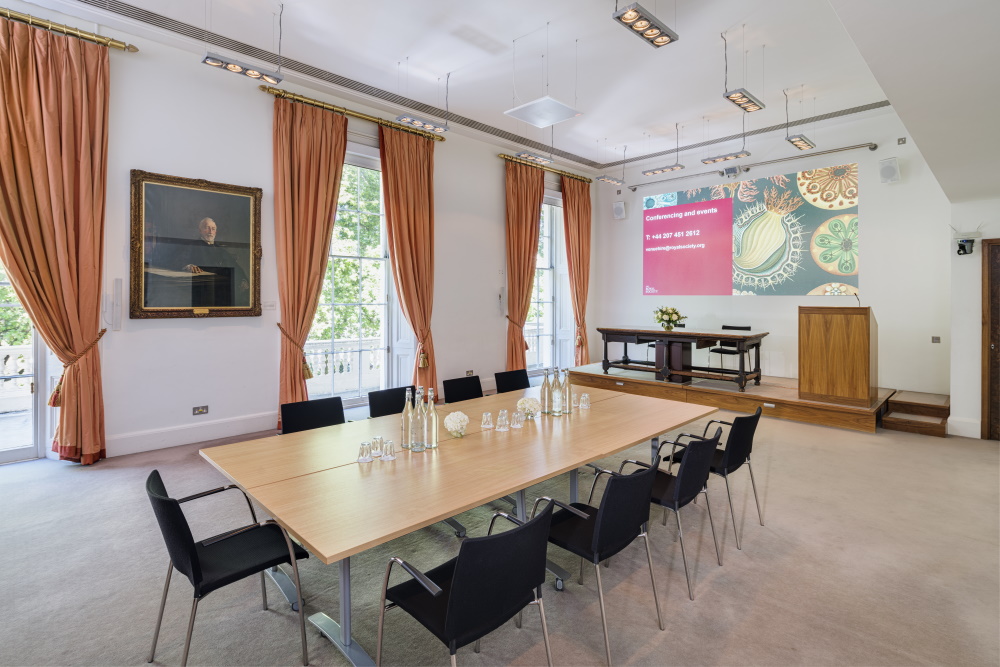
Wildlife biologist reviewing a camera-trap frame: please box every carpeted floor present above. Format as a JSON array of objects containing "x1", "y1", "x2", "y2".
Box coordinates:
[{"x1": 1, "y1": 413, "x2": 997, "y2": 666}]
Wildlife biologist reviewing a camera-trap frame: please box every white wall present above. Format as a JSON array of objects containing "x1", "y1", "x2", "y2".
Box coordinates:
[
  {"x1": 948, "y1": 198, "x2": 1000, "y2": 438},
  {"x1": 590, "y1": 110, "x2": 954, "y2": 396}
]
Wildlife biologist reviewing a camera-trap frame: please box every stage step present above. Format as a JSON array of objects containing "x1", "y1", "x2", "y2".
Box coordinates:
[{"x1": 883, "y1": 390, "x2": 950, "y2": 437}]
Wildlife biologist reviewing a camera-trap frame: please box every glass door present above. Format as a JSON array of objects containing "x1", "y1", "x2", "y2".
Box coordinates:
[{"x1": 0, "y1": 263, "x2": 45, "y2": 463}]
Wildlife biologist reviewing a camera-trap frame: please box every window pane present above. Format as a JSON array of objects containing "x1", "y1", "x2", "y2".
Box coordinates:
[
  {"x1": 360, "y1": 214, "x2": 383, "y2": 259},
  {"x1": 332, "y1": 211, "x2": 359, "y2": 256},
  {"x1": 331, "y1": 350, "x2": 361, "y2": 398},
  {"x1": 534, "y1": 268, "x2": 553, "y2": 304},
  {"x1": 304, "y1": 348, "x2": 333, "y2": 398},
  {"x1": 525, "y1": 336, "x2": 540, "y2": 369},
  {"x1": 536, "y1": 334, "x2": 553, "y2": 369},
  {"x1": 308, "y1": 306, "x2": 333, "y2": 342},
  {"x1": 338, "y1": 165, "x2": 359, "y2": 209},
  {"x1": 333, "y1": 257, "x2": 361, "y2": 303},
  {"x1": 333, "y1": 304, "x2": 360, "y2": 341},
  {"x1": 361, "y1": 304, "x2": 385, "y2": 344},
  {"x1": 360, "y1": 259, "x2": 385, "y2": 305},
  {"x1": 360, "y1": 168, "x2": 382, "y2": 214},
  {"x1": 360, "y1": 348, "x2": 383, "y2": 397}
]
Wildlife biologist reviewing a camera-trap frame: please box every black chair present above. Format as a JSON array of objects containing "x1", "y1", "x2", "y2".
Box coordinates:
[
  {"x1": 145, "y1": 470, "x2": 309, "y2": 666},
  {"x1": 280, "y1": 395, "x2": 345, "y2": 434},
  {"x1": 620, "y1": 431, "x2": 723, "y2": 600},
  {"x1": 367, "y1": 385, "x2": 416, "y2": 418},
  {"x1": 665, "y1": 408, "x2": 764, "y2": 550},
  {"x1": 376, "y1": 500, "x2": 566, "y2": 666},
  {"x1": 543, "y1": 459, "x2": 665, "y2": 666},
  {"x1": 442, "y1": 375, "x2": 484, "y2": 403},
  {"x1": 494, "y1": 369, "x2": 530, "y2": 394},
  {"x1": 709, "y1": 324, "x2": 751, "y2": 370}
]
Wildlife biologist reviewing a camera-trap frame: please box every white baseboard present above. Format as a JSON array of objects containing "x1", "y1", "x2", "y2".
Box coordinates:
[
  {"x1": 946, "y1": 417, "x2": 981, "y2": 439},
  {"x1": 106, "y1": 411, "x2": 279, "y2": 457}
]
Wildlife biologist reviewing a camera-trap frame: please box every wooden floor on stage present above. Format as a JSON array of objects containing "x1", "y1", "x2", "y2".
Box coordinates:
[{"x1": 569, "y1": 363, "x2": 894, "y2": 433}]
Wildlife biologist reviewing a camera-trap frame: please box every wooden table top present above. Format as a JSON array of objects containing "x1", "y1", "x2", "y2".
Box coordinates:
[
  {"x1": 598, "y1": 325, "x2": 770, "y2": 340},
  {"x1": 202, "y1": 391, "x2": 715, "y2": 564}
]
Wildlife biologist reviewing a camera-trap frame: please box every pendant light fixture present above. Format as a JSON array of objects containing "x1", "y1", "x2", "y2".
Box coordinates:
[
  {"x1": 722, "y1": 31, "x2": 764, "y2": 112},
  {"x1": 612, "y1": 2, "x2": 679, "y2": 48},
  {"x1": 784, "y1": 88, "x2": 816, "y2": 150},
  {"x1": 702, "y1": 114, "x2": 751, "y2": 164},
  {"x1": 597, "y1": 145, "x2": 627, "y2": 186},
  {"x1": 642, "y1": 123, "x2": 685, "y2": 176},
  {"x1": 202, "y1": 5, "x2": 283, "y2": 84}
]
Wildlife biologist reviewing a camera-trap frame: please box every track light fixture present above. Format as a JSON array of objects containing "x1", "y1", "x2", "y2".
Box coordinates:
[
  {"x1": 202, "y1": 52, "x2": 281, "y2": 84},
  {"x1": 721, "y1": 32, "x2": 764, "y2": 112},
  {"x1": 597, "y1": 145, "x2": 628, "y2": 186},
  {"x1": 395, "y1": 115, "x2": 448, "y2": 133},
  {"x1": 701, "y1": 150, "x2": 751, "y2": 165},
  {"x1": 784, "y1": 89, "x2": 815, "y2": 150},
  {"x1": 612, "y1": 2, "x2": 679, "y2": 48},
  {"x1": 515, "y1": 151, "x2": 553, "y2": 165},
  {"x1": 642, "y1": 123, "x2": 685, "y2": 176}
]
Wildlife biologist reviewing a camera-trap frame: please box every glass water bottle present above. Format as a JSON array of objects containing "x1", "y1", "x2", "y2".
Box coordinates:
[
  {"x1": 411, "y1": 387, "x2": 426, "y2": 452},
  {"x1": 551, "y1": 367, "x2": 563, "y2": 416},
  {"x1": 401, "y1": 387, "x2": 413, "y2": 449},
  {"x1": 425, "y1": 387, "x2": 439, "y2": 449},
  {"x1": 540, "y1": 369, "x2": 551, "y2": 414}
]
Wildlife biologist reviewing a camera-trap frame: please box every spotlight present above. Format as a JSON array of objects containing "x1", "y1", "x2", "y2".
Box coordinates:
[
  {"x1": 724, "y1": 87, "x2": 765, "y2": 113},
  {"x1": 395, "y1": 114, "x2": 448, "y2": 134},
  {"x1": 612, "y1": 2, "x2": 679, "y2": 48},
  {"x1": 202, "y1": 52, "x2": 282, "y2": 84},
  {"x1": 515, "y1": 152, "x2": 553, "y2": 165},
  {"x1": 785, "y1": 134, "x2": 816, "y2": 150}
]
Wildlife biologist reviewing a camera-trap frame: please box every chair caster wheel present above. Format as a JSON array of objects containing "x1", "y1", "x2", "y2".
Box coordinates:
[
  {"x1": 554, "y1": 578, "x2": 565, "y2": 591},
  {"x1": 291, "y1": 601, "x2": 299, "y2": 612}
]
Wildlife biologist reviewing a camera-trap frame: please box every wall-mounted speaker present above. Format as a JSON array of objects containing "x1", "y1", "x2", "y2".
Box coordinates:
[
  {"x1": 879, "y1": 157, "x2": 900, "y2": 184},
  {"x1": 612, "y1": 201, "x2": 626, "y2": 220}
]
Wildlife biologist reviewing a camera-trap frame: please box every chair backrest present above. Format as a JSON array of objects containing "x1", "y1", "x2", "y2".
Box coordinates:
[
  {"x1": 718, "y1": 324, "x2": 751, "y2": 348},
  {"x1": 718, "y1": 407, "x2": 762, "y2": 474},
  {"x1": 671, "y1": 429, "x2": 722, "y2": 508},
  {"x1": 591, "y1": 458, "x2": 661, "y2": 559},
  {"x1": 367, "y1": 385, "x2": 415, "y2": 418},
  {"x1": 494, "y1": 369, "x2": 530, "y2": 394},
  {"x1": 442, "y1": 375, "x2": 484, "y2": 403},
  {"x1": 280, "y1": 396, "x2": 346, "y2": 434},
  {"x1": 445, "y1": 501, "x2": 555, "y2": 641},
  {"x1": 146, "y1": 470, "x2": 202, "y2": 588}
]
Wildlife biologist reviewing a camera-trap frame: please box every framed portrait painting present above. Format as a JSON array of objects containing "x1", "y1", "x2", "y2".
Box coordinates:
[{"x1": 129, "y1": 170, "x2": 262, "y2": 318}]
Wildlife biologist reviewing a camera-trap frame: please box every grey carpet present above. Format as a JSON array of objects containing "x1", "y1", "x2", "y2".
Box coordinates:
[{"x1": 0, "y1": 414, "x2": 997, "y2": 666}]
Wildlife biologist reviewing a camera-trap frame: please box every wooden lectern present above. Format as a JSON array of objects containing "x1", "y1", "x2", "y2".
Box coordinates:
[{"x1": 798, "y1": 306, "x2": 878, "y2": 407}]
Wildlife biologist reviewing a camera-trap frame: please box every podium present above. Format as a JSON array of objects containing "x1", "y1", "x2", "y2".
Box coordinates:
[{"x1": 798, "y1": 306, "x2": 878, "y2": 407}]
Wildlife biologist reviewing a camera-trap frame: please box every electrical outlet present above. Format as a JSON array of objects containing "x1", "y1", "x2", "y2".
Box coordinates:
[
  {"x1": 897, "y1": 137, "x2": 907, "y2": 145},
  {"x1": 465, "y1": 370, "x2": 474, "y2": 377},
  {"x1": 931, "y1": 336, "x2": 941, "y2": 343},
  {"x1": 193, "y1": 405, "x2": 208, "y2": 415}
]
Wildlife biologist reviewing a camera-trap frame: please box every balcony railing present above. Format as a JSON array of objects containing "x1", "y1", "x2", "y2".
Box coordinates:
[{"x1": 0, "y1": 344, "x2": 32, "y2": 414}]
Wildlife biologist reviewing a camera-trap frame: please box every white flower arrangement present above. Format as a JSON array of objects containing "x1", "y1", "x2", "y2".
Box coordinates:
[
  {"x1": 516, "y1": 397, "x2": 542, "y2": 418},
  {"x1": 443, "y1": 411, "x2": 469, "y2": 437},
  {"x1": 653, "y1": 306, "x2": 686, "y2": 330}
]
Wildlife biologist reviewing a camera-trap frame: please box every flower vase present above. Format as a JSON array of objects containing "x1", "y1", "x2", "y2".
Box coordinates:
[
  {"x1": 524, "y1": 411, "x2": 536, "y2": 420},
  {"x1": 661, "y1": 324, "x2": 674, "y2": 331},
  {"x1": 449, "y1": 429, "x2": 465, "y2": 438}
]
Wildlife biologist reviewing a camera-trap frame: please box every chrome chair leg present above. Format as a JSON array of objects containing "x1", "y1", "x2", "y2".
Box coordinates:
[
  {"x1": 578, "y1": 557, "x2": 585, "y2": 585},
  {"x1": 703, "y1": 488, "x2": 723, "y2": 566},
  {"x1": 723, "y1": 475, "x2": 742, "y2": 550},
  {"x1": 641, "y1": 532, "x2": 664, "y2": 631},
  {"x1": 674, "y1": 510, "x2": 694, "y2": 601},
  {"x1": 181, "y1": 597, "x2": 199, "y2": 667},
  {"x1": 748, "y1": 458, "x2": 765, "y2": 525},
  {"x1": 662, "y1": 506, "x2": 668, "y2": 526},
  {"x1": 515, "y1": 610, "x2": 523, "y2": 629},
  {"x1": 474, "y1": 639, "x2": 481, "y2": 653},
  {"x1": 148, "y1": 561, "x2": 173, "y2": 663},
  {"x1": 450, "y1": 653, "x2": 457, "y2": 667},
  {"x1": 261, "y1": 571, "x2": 268, "y2": 610},
  {"x1": 278, "y1": 527, "x2": 309, "y2": 666},
  {"x1": 594, "y1": 563, "x2": 613, "y2": 666},
  {"x1": 535, "y1": 597, "x2": 553, "y2": 667}
]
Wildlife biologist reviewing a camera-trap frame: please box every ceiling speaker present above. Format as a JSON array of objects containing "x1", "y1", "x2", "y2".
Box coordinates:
[
  {"x1": 879, "y1": 157, "x2": 900, "y2": 184},
  {"x1": 612, "y1": 201, "x2": 626, "y2": 220}
]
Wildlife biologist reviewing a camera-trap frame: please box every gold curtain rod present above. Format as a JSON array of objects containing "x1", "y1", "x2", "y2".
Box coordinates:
[
  {"x1": 0, "y1": 7, "x2": 138, "y2": 51},
  {"x1": 498, "y1": 154, "x2": 592, "y2": 183},
  {"x1": 259, "y1": 86, "x2": 446, "y2": 142}
]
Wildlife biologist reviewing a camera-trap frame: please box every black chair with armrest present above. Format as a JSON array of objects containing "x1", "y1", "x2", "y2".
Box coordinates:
[
  {"x1": 145, "y1": 470, "x2": 309, "y2": 667},
  {"x1": 619, "y1": 430, "x2": 723, "y2": 600},
  {"x1": 442, "y1": 375, "x2": 484, "y2": 403},
  {"x1": 367, "y1": 385, "x2": 416, "y2": 418},
  {"x1": 709, "y1": 324, "x2": 751, "y2": 370},
  {"x1": 542, "y1": 458, "x2": 665, "y2": 666},
  {"x1": 280, "y1": 395, "x2": 345, "y2": 434},
  {"x1": 494, "y1": 369, "x2": 531, "y2": 394},
  {"x1": 376, "y1": 499, "x2": 578, "y2": 666},
  {"x1": 663, "y1": 407, "x2": 764, "y2": 549}
]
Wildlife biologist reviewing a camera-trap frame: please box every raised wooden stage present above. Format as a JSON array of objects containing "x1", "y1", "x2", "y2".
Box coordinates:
[{"x1": 569, "y1": 362, "x2": 894, "y2": 433}]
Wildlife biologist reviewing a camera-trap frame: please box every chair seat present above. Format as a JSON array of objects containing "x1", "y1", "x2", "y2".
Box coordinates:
[
  {"x1": 547, "y1": 503, "x2": 600, "y2": 560},
  {"x1": 386, "y1": 557, "x2": 533, "y2": 650},
  {"x1": 668, "y1": 447, "x2": 727, "y2": 475},
  {"x1": 709, "y1": 347, "x2": 742, "y2": 355},
  {"x1": 195, "y1": 523, "x2": 309, "y2": 598}
]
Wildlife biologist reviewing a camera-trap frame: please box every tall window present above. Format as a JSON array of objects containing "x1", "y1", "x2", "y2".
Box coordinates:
[
  {"x1": 525, "y1": 201, "x2": 562, "y2": 370},
  {"x1": 307, "y1": 163, "x2": 389, "y2": 402},
  {"x1": 0, "y1": 263, "x2": 33, "y2": 454}
]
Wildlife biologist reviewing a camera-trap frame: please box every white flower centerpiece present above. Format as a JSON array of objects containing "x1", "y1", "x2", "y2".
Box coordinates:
[
  {"x1": 653, "y1": 306, "x2": 686, "y2": 331},
  {"x1": 443, "y1": 411, "x2": 469, "y2": 437},
  {"x1": 516, "y1": 397, "x2": 542, "y2": 419}
]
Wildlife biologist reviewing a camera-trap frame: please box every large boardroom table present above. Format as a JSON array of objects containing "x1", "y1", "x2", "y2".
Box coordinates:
[
  {"x1": 598, "y1": 325, "x2": 769, "y2": 392},
  {"x1": 200, "y1": 386, "x2": 715, "y2": 666}
]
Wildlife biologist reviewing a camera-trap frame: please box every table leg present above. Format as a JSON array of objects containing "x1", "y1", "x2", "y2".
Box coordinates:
[
  {"x1": 602, "y1": 337, "x2": 610, "y2": 373},
  {"x1": 738, "y1": 344, "x2": 747, "y2": 392},
  {"x1": 754, "y1": 343, "x2": 762, "y2": 385},
  {"x1": 515, "y1": 489, "x2": 527, "y2": 522},
  {"x1": 309, "y1": 558, "x2": 375, "y2": 667},
  {"x1": 266, "y1": 566, "x2": 300, "y2": 611},
  {"x1": 569, "y1": 469, "x2": 579, "y2": 504}
]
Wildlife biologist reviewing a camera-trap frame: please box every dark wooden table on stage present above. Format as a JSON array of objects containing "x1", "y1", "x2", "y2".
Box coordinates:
[{"x1": 597, "y1": 326, "x2": 770, "y2": 392}]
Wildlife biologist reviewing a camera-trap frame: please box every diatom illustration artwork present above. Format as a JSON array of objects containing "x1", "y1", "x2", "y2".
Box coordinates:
[
  {"x1": 797, "y1": 163, "x2": 858, "y2": 209},
  {"x1": 810, "y1": 214, "x2": 859, "y2": 275},
  {"x1": 642, "y1": 191, "x2": 678, "y2": 209},
  {"x1": 734, "y1": 188, "x2": 805, "y2": 274},
  {"x1": 806, "y1": 282, "x2": 859, "y2": 296}
]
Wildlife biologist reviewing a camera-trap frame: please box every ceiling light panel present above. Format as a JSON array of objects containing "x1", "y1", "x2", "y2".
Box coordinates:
[
  {"x1": 504, "y1": 96, "x2": 582, "y2": 129},
  {"x1": 612, "y1": 2, "x2": 679, "y2": 48}
]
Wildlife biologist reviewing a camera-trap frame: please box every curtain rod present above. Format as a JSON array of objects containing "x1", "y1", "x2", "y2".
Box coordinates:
[
  {"x1": 498, "y1": 154, "x2": 592, "y2": 184},
  {"x1": 259, "y1": 86, "x2": 446, "y2": 142},
  {"x1": 0, "y1": 7, "x2": 138, "y2": 51}
]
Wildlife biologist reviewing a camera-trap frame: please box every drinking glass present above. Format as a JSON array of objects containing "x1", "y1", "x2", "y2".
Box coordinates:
[
  {"x1": 572, "y1": 392, "x2": 580, "y2": 408},
  {"x1": 381, "y1": 440, "x2": 396, "y2": 461},
  {"x1": 579, "y1": 393, "x2": 591, "y2": 409},
  {"x1": 371, "y1": 436, "x2": 384, "y2": 458},
  {"x1": 357, "y1": 442, "x2": 373, "y2": 463},
  {"x1": 496, "y1": 409, "x2": 509, "y2": 432},
  {"x1": 481, "y1": 412, "x2": 493, "y2": 430},
  {"x1": 511, "y1": 410, "x2": 524, "y2": 429}
]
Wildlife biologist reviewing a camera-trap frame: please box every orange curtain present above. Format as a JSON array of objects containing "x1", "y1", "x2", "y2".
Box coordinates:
[
  {"x1": 504, "y1": 162, "x2": 544, "y2": 371},
  {"x1": 0, "y1": 20, "x2": 109, "y2": 464},
  {"x1": 273, "y1": 98, "x2": 348, "y2": 414},
  {"x1": 378, "y1": 127, "x2": 438, "y2": 392},
  {"x1": 561, "y1": 176, "x2": 592, "y2": 366}
]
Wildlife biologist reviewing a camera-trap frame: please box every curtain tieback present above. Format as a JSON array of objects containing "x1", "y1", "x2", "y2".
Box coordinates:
[
  {"x1": 415, "y1": 342, "x2": 430, "y2": 369},
  {"x1": 277, "y1": 323, "x2": 313, "y2": 380},
  {"x1": 49, "y1": 328, "x2": 107, "y2": 408},
  {"x1": 575, "y1": 324, "x2": 586, "y2": 347},
  {"x1": 506, "y1": 316, "x2": 529, "y2": 350}
]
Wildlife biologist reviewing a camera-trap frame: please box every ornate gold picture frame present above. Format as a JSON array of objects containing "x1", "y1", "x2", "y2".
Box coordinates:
[{"x1": 129, "y1": 170, "x2": 262, "y2": 319}]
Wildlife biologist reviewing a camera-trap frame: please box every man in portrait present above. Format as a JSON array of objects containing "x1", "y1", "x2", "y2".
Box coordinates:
[{"x1": 170, "y1": 217, "x2": 251, "y2": 307}]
